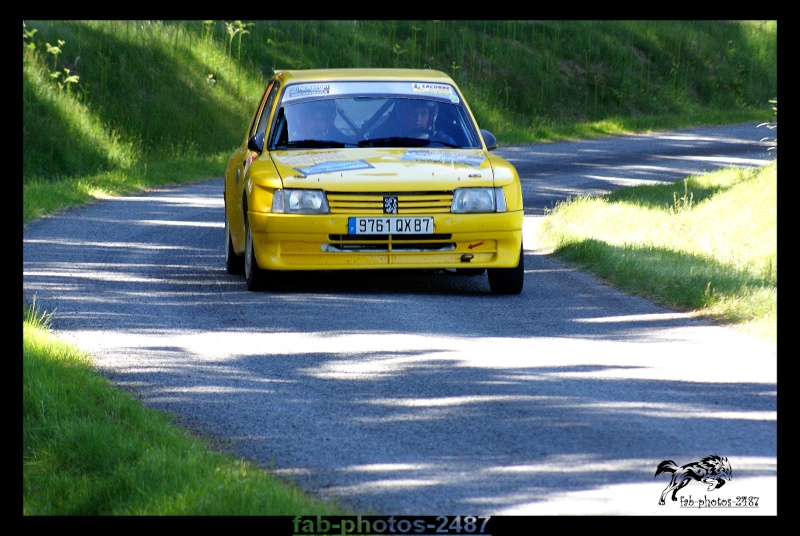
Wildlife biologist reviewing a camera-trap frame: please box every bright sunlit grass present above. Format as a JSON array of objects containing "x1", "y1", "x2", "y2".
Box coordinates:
[{"x1": 539, "y1": 162, "x2": 777, "y2": 340}]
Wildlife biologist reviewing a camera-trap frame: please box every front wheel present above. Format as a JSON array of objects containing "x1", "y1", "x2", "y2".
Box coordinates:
[
  {"x1": 455, "y1": 268, "x2": 486, "y2": 276},
  {"x1": 244, "y1": 219, "x2": 267, "y2": 291},
  {"x1": 225, "y1": 212, "x2": 244, "y2": 275},
  {"x1": 487, "y1": 245, "x2": 524, "y2": 295}
]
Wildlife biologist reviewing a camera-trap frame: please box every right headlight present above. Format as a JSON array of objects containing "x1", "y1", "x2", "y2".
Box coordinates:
[
  {"x1": 272, "y1": 189, "x2": 330, "y2": 214},
  {"x1": 451, "y1": 187, "x2": 507, "y2": 213}
]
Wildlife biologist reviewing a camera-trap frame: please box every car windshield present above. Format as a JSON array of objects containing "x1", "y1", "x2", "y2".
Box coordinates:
[{"x1": 269, "y1": 81, "x2": 482, "y2": 150}]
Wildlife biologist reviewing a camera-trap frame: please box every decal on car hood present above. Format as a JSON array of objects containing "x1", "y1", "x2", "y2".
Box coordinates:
[
  {"x1": 401, "y1": 149, "x2": 484, "y2": 167},
  {"x1": 277, "y1": 151, "x2": 349, "y2": 167},
  {"x1": 270, "y1": 148, "x2": 493, "y2": 189},
  {"x1": 296, "y1": 160, "x2": 374, "y2": 176}
]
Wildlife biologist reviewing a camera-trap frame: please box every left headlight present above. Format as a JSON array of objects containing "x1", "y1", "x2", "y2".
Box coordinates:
[
  {"x1": 451, "y1": 187, "x2": 507, "y2": 213},
  {"x1": 272, "y1": 189, "x2": 330, "y2": 214}
]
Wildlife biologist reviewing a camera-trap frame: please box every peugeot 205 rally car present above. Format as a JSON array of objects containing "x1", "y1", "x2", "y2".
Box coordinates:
[{"x1": 224, "y1": 68, "x2": 524, "y2": 294}]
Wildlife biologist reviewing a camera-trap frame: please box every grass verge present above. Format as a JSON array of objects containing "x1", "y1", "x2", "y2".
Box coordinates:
[
  {"x1": 538, "y1": 161, "x2": 777, "y2": 341},
  {"x1": 22, "y1": 302, "x2": 351, "y2": 515}
]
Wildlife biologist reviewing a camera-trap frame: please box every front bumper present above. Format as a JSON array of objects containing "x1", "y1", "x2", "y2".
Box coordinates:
[{"x1": 247, "y1": 211, "x2": 523, "y2": 270}]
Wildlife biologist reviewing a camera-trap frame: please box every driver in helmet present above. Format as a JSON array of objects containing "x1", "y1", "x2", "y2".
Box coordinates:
[
  {"x1": 395, "y1": 99, "x2": 458, "y2": 146},
  {"x1": 396, "y1": 99, "x2": 436, "y2": 138}
]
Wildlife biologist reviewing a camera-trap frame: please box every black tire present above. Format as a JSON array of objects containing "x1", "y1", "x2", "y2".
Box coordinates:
[
  {"x1": 455, "y1": 268, "x2": 486, "y2": 276},
  {"x1": 244, "y1": 220, "x2": 266, "y2": 291},
  {"x1": 225, "y1": 212, "x2": 244, "y2": 275},
  {"x1": 487, "y1": 245, "x2": 524, "y2": 295}
]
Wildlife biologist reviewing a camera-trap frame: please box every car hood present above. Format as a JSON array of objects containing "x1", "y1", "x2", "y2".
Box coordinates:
[{"x1": 268, "y1": 147, "x2": 496, "y2": 191}]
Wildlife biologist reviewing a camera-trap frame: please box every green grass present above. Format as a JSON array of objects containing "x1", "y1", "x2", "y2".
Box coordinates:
[
  {"x1": 538, "y1": 162, "x2": 777, "y2": 341},
  {"x1": 23, "y1": 302, "x2": 351, "y2": 516},
  {"x1": 22, "y1": 20, "x2": 775, "y2": 225},
  {"x1": 22, "y1": 20, "x2": 777, "y2": 515},
  {"x1": 23, "y1": 153, "x2": 229, "y2": 223},
  {"x1": 23, "y1": 20, "x2": 775, "y2": 181}
]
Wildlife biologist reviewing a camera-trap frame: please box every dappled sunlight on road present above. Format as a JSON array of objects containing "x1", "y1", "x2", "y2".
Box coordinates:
[{"x1": 23, "y1": 127, "x2": 777, "y2": 515}]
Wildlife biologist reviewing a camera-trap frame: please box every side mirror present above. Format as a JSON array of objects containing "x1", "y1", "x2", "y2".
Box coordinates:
[
  {"x1": 247, "y1": 130, "x2": 266, "y2": 153},
  {"x1": 480, "y1": 129, "x2": 498, "y2": 151}
]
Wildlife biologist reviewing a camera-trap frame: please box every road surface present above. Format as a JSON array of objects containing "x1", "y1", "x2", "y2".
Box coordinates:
[{"x1": 23, "y1": 123, "x2": 778, "y2": 515}]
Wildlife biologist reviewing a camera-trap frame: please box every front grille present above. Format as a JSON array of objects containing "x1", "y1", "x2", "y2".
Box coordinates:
[
  {"x1": 327, "y1": 191, "x2": 453, "y2": 215},
  {"x1": 325, "y1": 234, "x2": 454, "y2": 252}
]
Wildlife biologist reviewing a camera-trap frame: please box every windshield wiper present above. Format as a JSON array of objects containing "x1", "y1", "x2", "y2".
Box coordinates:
[
  {"x1": 358, "y1": 137, "x2": 432, "y2": 148},
  {"x1": 282, "y1": 139, "x2": 355, "y2": 149},
  {"x1": 431, "y1": 139, "x2": 461, "y2": 148}
]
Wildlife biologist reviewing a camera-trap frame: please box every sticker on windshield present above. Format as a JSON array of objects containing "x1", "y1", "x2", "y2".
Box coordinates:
[
  {"x1": 296, "y1": 160, "x2": 374, "y2": 176},
  {"x1": 287, "y1": 84, "x2": 331, "y2": 98},
  {"x1": 413, "y1": 83, "x2": 452, "y2": 95},
  {"x1": 411, "y1": 83, "x2": 459, "y2": 103},
  {"x1": 402, "y1": 149, "x2": 484, "y2": 167}
]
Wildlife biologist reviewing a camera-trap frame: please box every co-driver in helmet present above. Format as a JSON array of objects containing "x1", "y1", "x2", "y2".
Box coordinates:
[{"x1": 288, "y1": 99, "x2": 351, "y2": 144}]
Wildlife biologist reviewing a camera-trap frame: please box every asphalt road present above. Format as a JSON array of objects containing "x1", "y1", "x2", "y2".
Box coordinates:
[{"x1": 22, "y1": 123, "x2": 777, "y2": 516}]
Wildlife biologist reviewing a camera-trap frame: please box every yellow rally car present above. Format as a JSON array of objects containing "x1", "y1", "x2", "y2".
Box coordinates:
[{"x1": 224, "y1": 68, "x2": 524, "y2": 294}]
